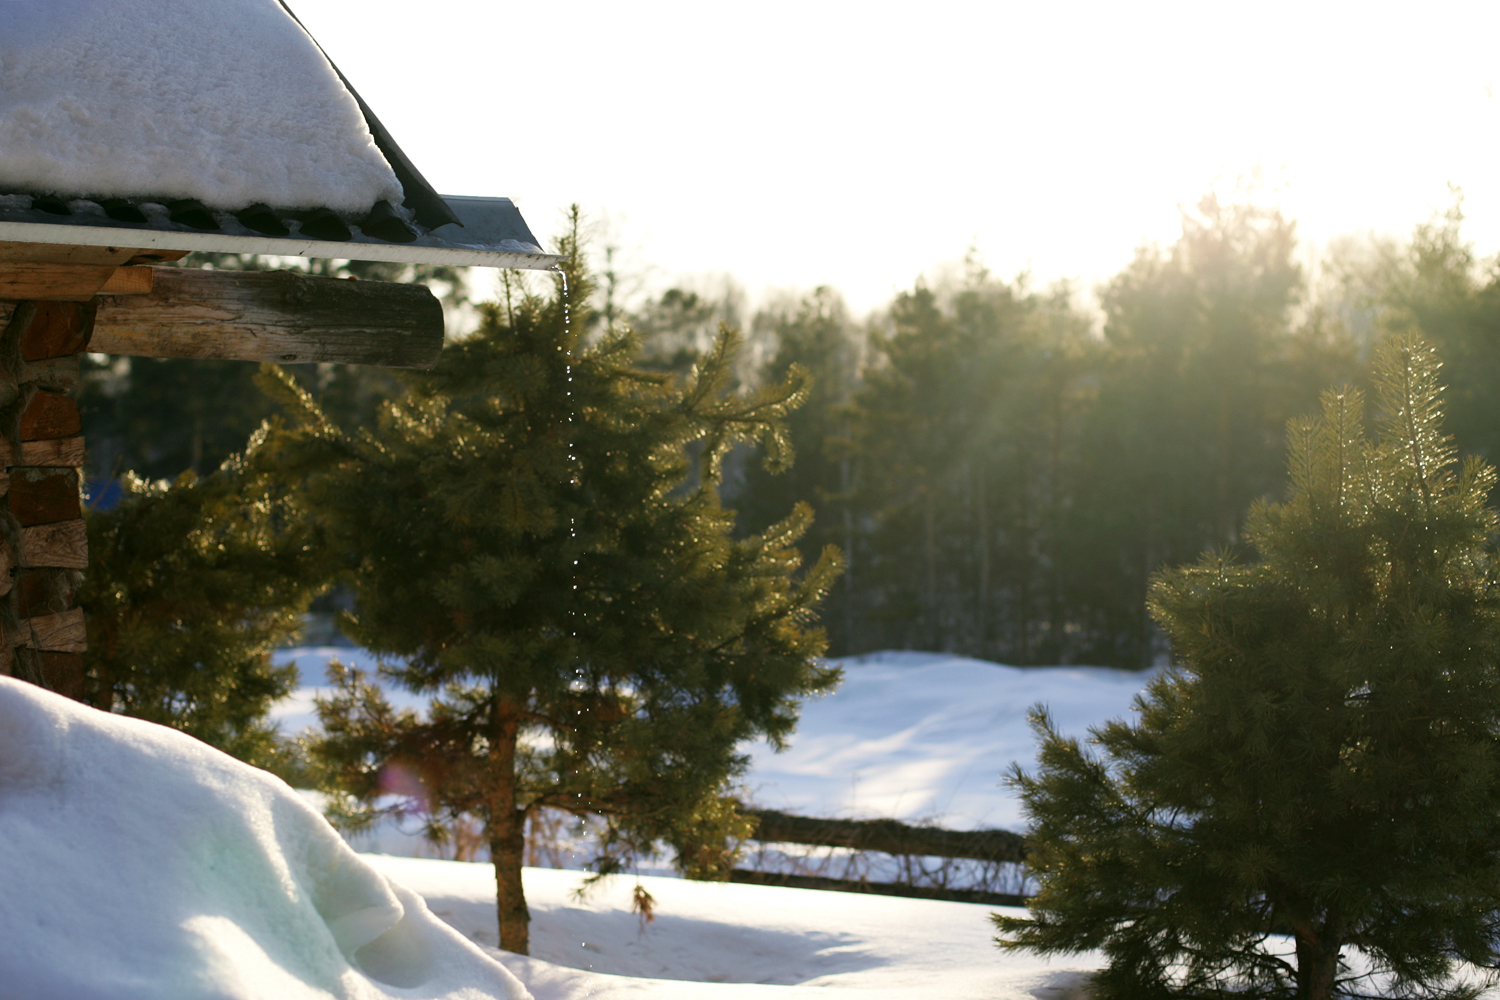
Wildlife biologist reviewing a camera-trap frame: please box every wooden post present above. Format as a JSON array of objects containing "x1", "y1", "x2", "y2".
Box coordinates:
[{"x1": 0, "y1": 301, "x2": 91, "y2": 699}]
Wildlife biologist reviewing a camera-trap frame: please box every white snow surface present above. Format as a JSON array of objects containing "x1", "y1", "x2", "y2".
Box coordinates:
[
  {"x1": 0, "y1": 676, "x2": 529, "y2": 1000},
  {"x1": 742, "y1": 651, "x2": 1155, "y2": 830},
  {"x1": 0, "y1": 665, "x2": 1104, "y2": 999},
  {"x1": 273, "y1": 648, "x2": 1157, "y2": 834},
  {"x1": 370, "y1": 856, "x2": 1098, "y2": 1000},
  {"x1": 0, "y1": 0, "x2": 404, "y2": 212}
]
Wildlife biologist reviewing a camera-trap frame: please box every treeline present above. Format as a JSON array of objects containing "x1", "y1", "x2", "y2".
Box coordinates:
[
  {"x1": 685, "y1": 197, "x2": 1500, "y2": 668},
  {"x1": 78, "y1": 195, "x2": 1500, "y2": 670}
]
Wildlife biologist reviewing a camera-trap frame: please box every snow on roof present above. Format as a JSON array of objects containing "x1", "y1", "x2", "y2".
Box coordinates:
[
  {"x1": 0, "y1": 0, "x2": 402, "y2": 214},
  {"x1": 0, "y1": 0, "x2": 559, "y2": 268}
]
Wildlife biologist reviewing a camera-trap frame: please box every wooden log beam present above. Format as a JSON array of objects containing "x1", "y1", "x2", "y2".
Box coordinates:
[
  {"x1": 0, "y1": 242, "x2": 184, "y2": 267},
  {"x1": 89, "y1": 266, "x2": 444, "y2": 369},
  {"x1": 0, "y1": 262, "x2": 119, "y2": 301},
  {"x1": 0, "y1": 436, "x2": 85, "y2": 468},
  {"x1": 0, "y1": 260, "x2": 157, "y2": 301}
]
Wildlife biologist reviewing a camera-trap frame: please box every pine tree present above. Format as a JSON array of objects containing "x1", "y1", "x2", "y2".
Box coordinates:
[
  {"x1": 845, "y1": 267, "x2": 1092, "y2": 662},
  {"x1": 734, "y1": 287, "x2": 864, "y2": 653},
  {"x1": 80, "y1": 442, "x2": 334, "y2": 769},
  {"x1": 1070, "y1": 193, "x2": 1355, "y2": 666},
  {"x1": 998, "y1": 336, "x2": 1500, "y2": 999},
  {"x1": 268, "y1": 216, "x2": 841, "y2": 955}
]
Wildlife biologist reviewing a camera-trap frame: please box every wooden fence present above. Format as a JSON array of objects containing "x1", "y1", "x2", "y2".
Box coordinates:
[{"x1": 731, "y1": 809, "x2": 1031, "y2": 907}]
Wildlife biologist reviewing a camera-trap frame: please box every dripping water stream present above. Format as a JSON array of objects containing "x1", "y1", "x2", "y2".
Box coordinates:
[{"x1": 554, "y1": 265, "x2": 585, "y2": 831}]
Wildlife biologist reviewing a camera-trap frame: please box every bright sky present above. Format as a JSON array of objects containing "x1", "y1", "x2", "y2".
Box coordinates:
[{"x1": 293, "y1": 0, "x2": 1500, "y2": 314}]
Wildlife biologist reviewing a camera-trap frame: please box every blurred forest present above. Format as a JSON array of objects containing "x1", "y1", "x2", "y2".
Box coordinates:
[{"x1": 78, "y1": 195, "x2": 1500, "y2": 669}]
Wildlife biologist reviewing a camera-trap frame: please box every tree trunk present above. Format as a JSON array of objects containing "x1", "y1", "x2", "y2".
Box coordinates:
[
  {"x1": 488, "y1": 697, "x2": 530, "y2": 954},
  {"x1": 1294, "y1": 925, "x2": 1339, "y2": 1000}
]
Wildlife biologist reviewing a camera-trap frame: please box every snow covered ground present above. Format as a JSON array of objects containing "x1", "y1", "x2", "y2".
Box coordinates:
[
  {"x1": 0, "y1": 672, "x2": 1101, "y2": 999},
  {"x1": 16, "y1": 663, "x2": 1492, "y2": 998},
  {"x1": 0, "y1": 676, "x2": 529, "y2": 1000},
  {"x1": 272, "y1": 647, "x2": 1157, "y2": 834},
  {"x1": 372, "y1": 856, "x2": 1097, "y2": 1000},
  {"x1": 0, "y1": 651, "x2": 1156, "y2": 996},
  {"x1": 740, "y1": 651, "x2": 1155, "y2": 830}
]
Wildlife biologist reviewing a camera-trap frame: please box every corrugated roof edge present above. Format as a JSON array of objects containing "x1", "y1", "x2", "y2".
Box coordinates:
[{"x1": 0, "y1": 195, "x2": 562, "y2": 270}]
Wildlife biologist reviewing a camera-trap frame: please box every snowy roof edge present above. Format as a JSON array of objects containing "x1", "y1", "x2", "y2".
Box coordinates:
[
  {"x1": 275, "y1": 0, "x2": 460, "y2": 232},
  {"x1": 0, "y1": 195, "x2": 562, "y2": 271}
]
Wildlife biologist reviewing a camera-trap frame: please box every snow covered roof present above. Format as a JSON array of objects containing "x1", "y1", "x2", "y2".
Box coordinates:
[{"x1": 0, "y1": 0, "x2": 557, "y2": 269}]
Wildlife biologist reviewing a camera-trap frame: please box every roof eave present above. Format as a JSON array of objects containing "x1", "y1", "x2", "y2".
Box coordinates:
[{"x1": 0, "y1": 195, "x2": 562, "y2": 270}]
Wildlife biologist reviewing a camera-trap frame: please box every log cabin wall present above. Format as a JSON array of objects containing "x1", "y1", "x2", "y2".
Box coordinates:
[
  {"x1": 0, "y1": 245, "x2": 446, "y2": 702},
  {"x1": 0, "y1": 300, "x2": 90, "y2": 697}
]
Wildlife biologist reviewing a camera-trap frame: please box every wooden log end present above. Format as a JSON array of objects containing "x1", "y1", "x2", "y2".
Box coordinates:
[
  {"x1": 15, "y1": 568, "x2": 79, "y2": 618},
  {"x1": 8, "y1": 467, "x2": 80, "y2": 526},
  {"x1": 98, "y1": 266, "x2": 153, "y2": 296},
  {"x1": 14, "y1": 300, "x2": 96, "y2": 360},
  {"x1": 19, "y1": 608, "x2": 86, "y2": 653},
  {"x1": 19, "y1": 355, "x2": 81, "y2": 393},
  {"x1": 19, "y1": 520, "x2": 88, "y2": 569},
  {"x1": 0, "y1": 435, "x2": 86, "y2": 469},
  {"x1": 28, "y1": 650, "x2": 85, "y2": 700},
  {"x1": 19, "y1": 391, "x2": 82, "y2": 442}
]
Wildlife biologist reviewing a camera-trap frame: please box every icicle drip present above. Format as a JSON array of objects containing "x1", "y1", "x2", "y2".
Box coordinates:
[{"x1": 554, "y1": 264, "x2": 585, "y2": 823}]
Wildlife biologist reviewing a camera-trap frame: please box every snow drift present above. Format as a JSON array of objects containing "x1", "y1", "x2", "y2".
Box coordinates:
[
  {"x1": 0, "y1": 0, "x2": 404, "y2": 213},
  {"x1": 0, "y1": 676, "x2": 529, "y2": 1000}
]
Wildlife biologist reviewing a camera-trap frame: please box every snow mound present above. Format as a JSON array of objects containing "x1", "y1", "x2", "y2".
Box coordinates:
[
  {"x1": 0, "y1": 676, "x2": 530, "y2": 1000},
  {"x1": 0, "y1": 0, "x2": 404, "y2": 213}
]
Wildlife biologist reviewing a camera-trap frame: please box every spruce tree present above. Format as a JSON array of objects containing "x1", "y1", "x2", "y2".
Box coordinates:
[
  {"x1": 80, "y1": 444, "x2": 334, "y2": 769},
  {"x1": 998, "y1": 335, "x2": 1500, "y2": 999},
  {"x1": 268, "y1": 218, "x2": 841, "y2": 955}
]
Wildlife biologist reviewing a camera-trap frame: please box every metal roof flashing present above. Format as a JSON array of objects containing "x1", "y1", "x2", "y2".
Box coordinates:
[{"x1": 0, "y1": 194, "x2": 560, "y2": 270}]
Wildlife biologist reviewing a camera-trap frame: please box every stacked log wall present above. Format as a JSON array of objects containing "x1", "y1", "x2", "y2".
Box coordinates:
[
  {"x1": 0, "y1": 245, "x2": 445, "y2": 702},
  {"x1": 0, "y1": 301, "x2": 90, "y2": 697}
]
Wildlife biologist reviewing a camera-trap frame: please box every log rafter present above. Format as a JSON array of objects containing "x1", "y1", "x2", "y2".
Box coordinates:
[{"x1": 0, "y1": 242, "x2": 446, "y2": 369}]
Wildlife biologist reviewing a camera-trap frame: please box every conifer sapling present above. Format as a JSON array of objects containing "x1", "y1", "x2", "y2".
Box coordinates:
[
  {"x1": 266, "y1": 214, "x2": 841, "y2": 955},
  {"x1": 998, "y1": 335, "x2": 1500, "y2": 999}
]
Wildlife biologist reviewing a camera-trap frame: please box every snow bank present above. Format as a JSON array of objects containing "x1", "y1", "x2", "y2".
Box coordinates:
[
  {"x1": 0, "y1": 0, "x2": 403, "y2": 212},
  {"x1": 369, "y1": 856, "x2": 1099, "y2": 1000},
  {"x1": 0, "y1": 676, "x2": 529, "y2": 1000}
]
